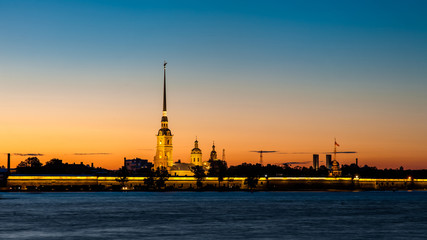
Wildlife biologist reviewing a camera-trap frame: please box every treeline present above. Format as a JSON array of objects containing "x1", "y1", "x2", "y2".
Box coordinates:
[
  {"x1": 228, "y1": 163, "x2": 427, "y2": 179},
  {"x1": 15, "y1": 157, "x2": 111, "y2": 175},
  {"x1": 13, "y1": 157, "x2": 427, "y2": 179},
  {"x1": 341, "y1": 164, "x2": 427, "y2": 179}
]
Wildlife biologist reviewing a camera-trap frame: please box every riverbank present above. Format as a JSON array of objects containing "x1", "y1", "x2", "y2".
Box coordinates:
[{"x1": 3, "y1": 175, "x2": 427, "y2": 191}]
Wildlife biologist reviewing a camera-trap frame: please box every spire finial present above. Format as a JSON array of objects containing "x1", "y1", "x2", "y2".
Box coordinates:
[{"x1": 162, "y1": 61, "x2": 167, "y2": 113}]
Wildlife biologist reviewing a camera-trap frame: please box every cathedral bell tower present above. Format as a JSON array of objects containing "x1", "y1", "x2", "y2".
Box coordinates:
[
  {"x1": 154, "y1": 61, "x2": 173, "y2": 170},
  {"x1": 209, "y1": 142, "x2": 218, "y2": 160}
]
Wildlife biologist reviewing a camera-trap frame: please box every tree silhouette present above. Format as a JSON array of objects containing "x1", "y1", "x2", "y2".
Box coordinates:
[
  {"x1": 244, "y1": 175, "x2": 259, "y2": 192},
  {"x1": 17, "y1": 157, "x2": 43, "y2": 168},
  {"x1": 191, "y1": 165, "x2": 206, "y2": 189},
  {"x1": 43, "y1": 158, "x2": 64, "y2": 174},
  {"x1": 208, "y1": 160, "x2": 227, "y2": 189},
  {"x1": 144, "y1": 169, "x2": 156, "y2": 190},
  {"x1": 115, "y1": 166, "x2": 129, "y2": 188},
  {"x1": 45, "y1": 158, "x2": 63, "y2": 167},
  {"x1": 154, "y1": 167, "x2": 169, "y2": 190}
]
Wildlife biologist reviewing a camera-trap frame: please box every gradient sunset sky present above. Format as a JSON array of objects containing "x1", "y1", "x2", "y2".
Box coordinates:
[{"x1": 1, "y1": 1, "x2": 426, "y2": 169}]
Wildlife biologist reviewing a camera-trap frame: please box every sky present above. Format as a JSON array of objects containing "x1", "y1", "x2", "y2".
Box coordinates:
[{"x1": 1, "y1": 0, "x2": 426, "y2": 169}]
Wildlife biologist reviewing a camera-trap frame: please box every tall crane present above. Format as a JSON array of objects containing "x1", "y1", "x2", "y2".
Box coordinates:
[{"x1": 249, "y1": 150, "x2": 277, "y2": 165}]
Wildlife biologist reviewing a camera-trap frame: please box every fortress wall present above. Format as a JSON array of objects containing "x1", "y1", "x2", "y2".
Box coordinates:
[
  {"x1": 8, "y1": 176, "x2": 99, "y2": 186},
  {"x1": 265, "y1": 177, "x2": 355, "y2": 190},
  {"x1": 5, "y1": 176, "x2": 427, "y2": 191}
]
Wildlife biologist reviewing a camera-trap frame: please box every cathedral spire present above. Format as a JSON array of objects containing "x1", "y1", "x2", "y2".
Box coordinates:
[
  {"x1": 163, "y1": 60, "x2": 167, "y2": 115},
  {"x1": 154, "y1": 61, "x2": 173, "y2": 170},
  {"x1": 194, "y1": 137, "x2": 199, "y2": 148},
  {"x1": 161, "y1": 61, "x2": 169, "y2": 129}
]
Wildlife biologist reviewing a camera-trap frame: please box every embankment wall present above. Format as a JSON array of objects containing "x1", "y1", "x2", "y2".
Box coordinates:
[{"x1": 5, "y1": 176, "x2": 427, "y2": 191}]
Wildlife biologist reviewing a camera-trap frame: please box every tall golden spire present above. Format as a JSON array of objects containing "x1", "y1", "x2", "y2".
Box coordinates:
[
  {"x1": 154, "y1": 61, "x2": 173, "y2": 170},
  {"x1": 163, "y1": 60, "x2": 167, "y2": 114}
]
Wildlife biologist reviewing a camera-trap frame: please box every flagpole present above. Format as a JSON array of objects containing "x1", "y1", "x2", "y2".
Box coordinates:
[{"x1": 334, "y1": 138, "x2": 337, "y2": 161}]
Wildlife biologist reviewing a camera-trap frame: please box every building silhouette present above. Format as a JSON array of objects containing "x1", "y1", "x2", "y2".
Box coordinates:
[
  {"x1": 125, "y1": 158, "x2": 152, "y2": 174},
  {"x1": 313, "y1": 154, "x2": 319, "y2": 171},
  {"x1": 209, "y1": 142, "x2": 218, "y2": 161},
  {"x1": 326, "y1": 154, "x2": 332, "y2": 169},
  {"x1": 170, "y1": 138, "x2": 203, "y2": 176},
  {"x1": 330, "y1": 160, "x2": 342, "y2": 177}
]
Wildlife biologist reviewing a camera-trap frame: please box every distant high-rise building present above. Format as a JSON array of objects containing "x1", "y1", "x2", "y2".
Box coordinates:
[
  {"x1": 356, "y1": 158, "x2": 358, "y2": 167},
  {"x1": 313, "y1": 154, "x2": 319, "y2": 171},
  {"x1": 326, "y1": 154, "x2": 332, "y2": 169},
  {"x1": 154, "y1": 61, "x2": 173, "y2": 170},
  {"x1": 7, "y1": 153, "x2": 11, "y2": 174}
]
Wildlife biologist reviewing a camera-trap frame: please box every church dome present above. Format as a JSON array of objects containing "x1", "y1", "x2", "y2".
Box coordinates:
[
  {"x1": 191, "y1": 139, "x2": 202, "y2": 154},
  {"x1": 191, "y1": 147, "x2": 202, "y2": 154},
  {"x1": 332, "y1": 160, "x2": 339, "y2": 166}
]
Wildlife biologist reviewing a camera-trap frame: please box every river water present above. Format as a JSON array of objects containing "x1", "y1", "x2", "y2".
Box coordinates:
[{"x1": 0, "y1": 191, "x2": 427, "y2": 239}]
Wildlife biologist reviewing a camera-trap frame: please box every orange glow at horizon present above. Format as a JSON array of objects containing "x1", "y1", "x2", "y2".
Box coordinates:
[
  {"x1": 1, "y1": 97, "x2": 426, "y2": 170},
  {"x1": 1, "y1": 67, "x2": 426, "y2": 170}
]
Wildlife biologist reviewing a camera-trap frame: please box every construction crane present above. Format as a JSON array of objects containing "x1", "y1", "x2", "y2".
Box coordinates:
[{"x1": 249, "y1": 150, "x2": 277, "y2": 165}]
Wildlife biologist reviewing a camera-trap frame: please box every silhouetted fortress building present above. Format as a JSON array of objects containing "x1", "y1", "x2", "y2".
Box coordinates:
[{"x1": 6, "y1": 175, "x2": 427, "y2": 191}]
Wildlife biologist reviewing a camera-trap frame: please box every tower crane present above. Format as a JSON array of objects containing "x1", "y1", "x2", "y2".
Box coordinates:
[{"x1": 249, "y1": 150, "x2": 277, "y2": 165}]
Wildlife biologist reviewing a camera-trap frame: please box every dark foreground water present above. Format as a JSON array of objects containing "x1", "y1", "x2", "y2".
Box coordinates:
[{"x1": 1, "y1": 191, "x2": 427, "y2": 240}]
